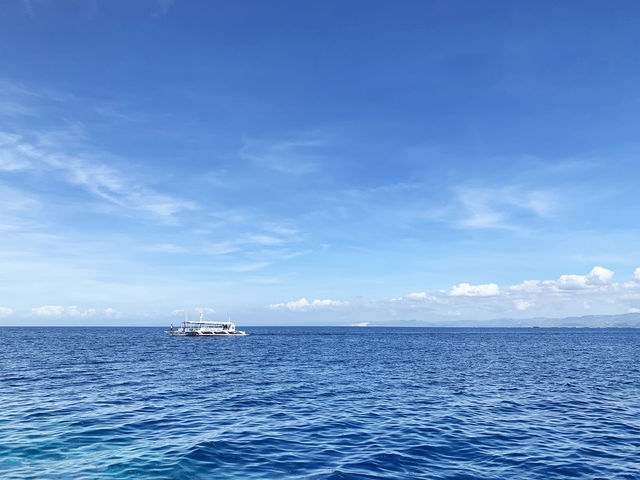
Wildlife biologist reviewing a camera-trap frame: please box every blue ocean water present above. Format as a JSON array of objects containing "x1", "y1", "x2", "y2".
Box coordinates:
[{"x1": 1, "y1": 327, "x2": 639, "y2": 479}]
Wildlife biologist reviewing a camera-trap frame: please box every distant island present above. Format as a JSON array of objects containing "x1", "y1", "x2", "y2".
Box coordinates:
[{"x1": 354, "y1": 312, "x2": 640, "y2": 328}]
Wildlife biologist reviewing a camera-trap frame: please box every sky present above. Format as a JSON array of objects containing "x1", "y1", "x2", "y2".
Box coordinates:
[{"x1": 1, "y1": 0, "x2": 640, "y2": 325}]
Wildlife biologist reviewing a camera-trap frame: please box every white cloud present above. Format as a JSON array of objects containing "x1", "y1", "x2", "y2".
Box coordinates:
[
  {"x1": 587, "y1": 266, "x2": 614, "y2": 285},
  {"x1": 556, "y1": 274, "x2": 588, "y2": 290},
  {"x1": 31, "y1": 305, "x2": 65, "y2": 317},
  {"x1": 509, "y1": 280, "x2": 553, "y2": 293},
  {"x1": 556, "y1": 266, "x2": 614, "y2": 290},
  {"x1": 67, "y1": 306, "x2": 96, "y2": 317},
  {"x1": 382, "y1": 266, "x2": 635, "y2": 319},
  {"x1": 391, "y1": 291, "x2": 436, "y2": 302},
  {"x1": 510, "y1": 267, "x2": 615, "y2": 295},
  {"x1": 170, "y1": 308, "x2": 216, "y2": 317},
  {"x1": 0, "y1": 307, "x2": 13, "y2": 317},
  {"x1": 310, "y1": 299, "x2": 349, "y2": 308},
  {"x1": 197, "y1": 307, "x2": 216, "y2": 315},
  {"x1": 31, "y1": 305, "x2": 97, "y2": 317},
  {"x1": 269, "y1": 297, "x2": 349, "y2": 312},
  {"x1": 406, "y1": 292, "x2": 431, "y2": 300},
  {"x1": 629, "y1": 308, "x2": 640, "y2": 313},
  {"x1": 634, "y1": 268, "x2": 640, "y2": 282},
  {"x1": 509, "y1": 267, "x2": 615, "y2": 293},
  {"x1": 103, "y1": 308, "x2": 122, "y2": 318},
  {"x1": 449, "y1": 282, "x2": 500, "y2": 297}
]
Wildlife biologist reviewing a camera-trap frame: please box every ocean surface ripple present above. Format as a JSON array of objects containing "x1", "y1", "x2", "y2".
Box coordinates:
[{"x1": 1, "y1": 327, "x2": 639, "y2": 479}]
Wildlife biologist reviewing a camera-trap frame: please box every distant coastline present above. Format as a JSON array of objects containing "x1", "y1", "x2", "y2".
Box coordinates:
[{"x1": 356, "y1": 312, "x2": 640, "y2": 328}]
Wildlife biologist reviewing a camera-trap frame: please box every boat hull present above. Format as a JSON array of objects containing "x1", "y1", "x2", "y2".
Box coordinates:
[{"x1": 166, "y1": 331, "x2": 248, "y2": 336}]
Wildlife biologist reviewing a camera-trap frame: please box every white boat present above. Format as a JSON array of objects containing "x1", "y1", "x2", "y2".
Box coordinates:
[{"x1": 167, "y1": 312, "x2": 248, "y2": 336}]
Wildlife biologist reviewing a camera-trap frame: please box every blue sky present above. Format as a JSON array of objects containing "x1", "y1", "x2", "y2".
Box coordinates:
[{"x1": 1, "y1": 0, "x2": 640, "y2": 325}]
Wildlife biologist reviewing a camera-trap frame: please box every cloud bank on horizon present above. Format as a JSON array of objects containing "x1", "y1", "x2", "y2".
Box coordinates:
[
  {"x1": 1, "y1": 1, "x2": 640, "y2": 324},
  {"x1": 269, "y1": 265, "x2": 640, "y2": 318},
  {"x1": 4, "y1": 266, "x2": 640, "y2": 324}
]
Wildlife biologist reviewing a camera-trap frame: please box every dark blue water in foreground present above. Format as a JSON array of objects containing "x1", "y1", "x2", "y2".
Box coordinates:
[{"x1": 1, "y1": 327, "x2": 639, "y2": 479}]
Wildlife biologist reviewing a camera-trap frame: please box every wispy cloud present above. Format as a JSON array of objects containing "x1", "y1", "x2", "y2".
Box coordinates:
[
  {"x1": 227, "y1": 261, "x2": 271, "y2": 272},
  {"x1": 453, "y1": 185, "x2": 558, "y2": 230},
  {"x1": 239, "y1": 135, "x2": 327, "y2": 175},
  {"x1": 0, "y1": 183, "x2": 41, "y2": 233},
  {"x1": 202, "y1": 229, "x2": 305, "y2": 267},
  {"x1": 148, "y1": 243, "x2": 188, "y2": 253},
  {"x1": 0, "y1": 129, "x2": 197, "y2": 219},
  {"x1": 0, "y1": 79, "x2": 39, "y2": 101},
  {"x1": 298, "y1": 179, "x2": 561, "y2": 235},
  {"x1": 0, "y1": 79, "x2": 71, "y2": 118},
  {"x1": 20, "y1": 0, "x2": 35, "y2": 17},
  {"x1": 0, "y1": 183, "x2": 39, "y2": 211},
  {"x1": 247, "y1": 234, "x2": 285, "y2": 246},
  {"x1": 154, "y1": 0, "x2": 176, "y2": 15},
  {"x1": 0, "y1": 132, "x2": 33, "y2": 170},
  {"x1": 245, "y1": 276, "x2": 284, "y2": 284},
  {"x1": 204, "y1": 242, "x2": 239, "y2": 256}
]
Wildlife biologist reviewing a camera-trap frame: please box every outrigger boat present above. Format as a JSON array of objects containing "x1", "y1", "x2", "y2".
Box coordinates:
[{"x1": 167, "y1": 312, "x2": 248, "y2": 336}]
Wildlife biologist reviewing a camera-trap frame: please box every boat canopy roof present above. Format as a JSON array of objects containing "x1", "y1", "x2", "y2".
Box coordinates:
[{"x1": 182, "y1": 321, "x2": 234, "y2": 326}]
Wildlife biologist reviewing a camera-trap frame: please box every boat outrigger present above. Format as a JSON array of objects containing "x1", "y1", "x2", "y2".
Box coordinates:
[{"x1": 167, "y1": 312, "x2": 248, "y2": 336}]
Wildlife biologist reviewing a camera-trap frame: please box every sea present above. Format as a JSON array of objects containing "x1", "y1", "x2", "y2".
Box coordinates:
[{"x1": 1, "y1": 327, "x2": 639, "y2": 479}]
